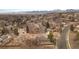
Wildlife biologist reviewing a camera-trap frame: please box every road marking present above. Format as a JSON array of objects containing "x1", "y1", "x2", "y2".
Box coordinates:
[
  {"x1": 66, "y1": 28, "x2": 71, "y2": 49},
  {"x1": 56, "y1": 25, "x2": 72, "y2": 49}
]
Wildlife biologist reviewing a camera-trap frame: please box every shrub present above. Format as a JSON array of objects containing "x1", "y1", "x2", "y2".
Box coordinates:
[
  {"x1": 25, "y1": 39, "x2": 40, "y2": 48},
  {"x1": 76, "y1": 32, "x2": 79, "y2": 40},
  {"x1": 0, "y1": 27, "x2": 9, "y2": 36},
  {"x1": 47, "y1": 31, "x2": 56, "y2": 45},
  {"x1": 13, "y1": 28, "x2": 19, "y2": 36},
  {"x1": 26, "y1": 26, "x2": 29, "y2": 33},
  {"x1": 46, "y1": 22, "x2": 50, "y2": 28},
  {"x1": 48, "y1": 31, "x2": 53, "y2": 42},
  {"x1": 70, "y1": 25, "x2": 74, "y2": 31}
]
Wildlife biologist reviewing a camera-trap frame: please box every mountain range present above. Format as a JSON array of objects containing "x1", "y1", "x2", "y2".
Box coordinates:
[{"x1": 0, "y1": 9, "x2": 79, "y2": 14}]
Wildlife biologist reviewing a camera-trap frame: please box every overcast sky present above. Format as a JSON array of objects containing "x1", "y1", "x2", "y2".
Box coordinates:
[{"x1": 0, "y1": 0, "x2": 78, "y2": 10}]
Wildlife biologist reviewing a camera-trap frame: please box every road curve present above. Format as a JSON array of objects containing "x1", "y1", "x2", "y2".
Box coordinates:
[{"x1": 56, "y1": 25, "x2": 71, "y2": 49}]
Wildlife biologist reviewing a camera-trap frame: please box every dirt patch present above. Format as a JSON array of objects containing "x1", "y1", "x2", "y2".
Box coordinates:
[{"x1": 69, "y1": 31, "x2": 79, "y2": 49}]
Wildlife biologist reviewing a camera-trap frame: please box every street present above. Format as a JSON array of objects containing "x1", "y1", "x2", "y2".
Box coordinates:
[{"x1": 56, "y1": 25, "x2": 70, "y2": 49}]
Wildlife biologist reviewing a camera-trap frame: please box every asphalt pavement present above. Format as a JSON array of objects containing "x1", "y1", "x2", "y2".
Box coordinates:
[{"x1": 56, "y1": 25, "x2": 70, "y2": 49}]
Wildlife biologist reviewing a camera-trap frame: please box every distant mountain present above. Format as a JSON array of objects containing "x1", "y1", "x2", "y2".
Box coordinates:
[
  {"x1": 0, "y1": 9, "x2": 79, "y2": 14},
  {"x1": 65, "y1": 9, "x2": 79, "y2": 12}
]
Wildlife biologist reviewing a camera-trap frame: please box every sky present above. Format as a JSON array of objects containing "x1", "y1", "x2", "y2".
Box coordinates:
[{"x1": 0, "y1": 0, "x2": 79, "y2": 11}]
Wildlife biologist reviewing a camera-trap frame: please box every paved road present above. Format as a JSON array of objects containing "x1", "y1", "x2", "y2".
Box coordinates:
[{"x1": 56, "y1": 25, "x2": 70, "y2": 49}]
